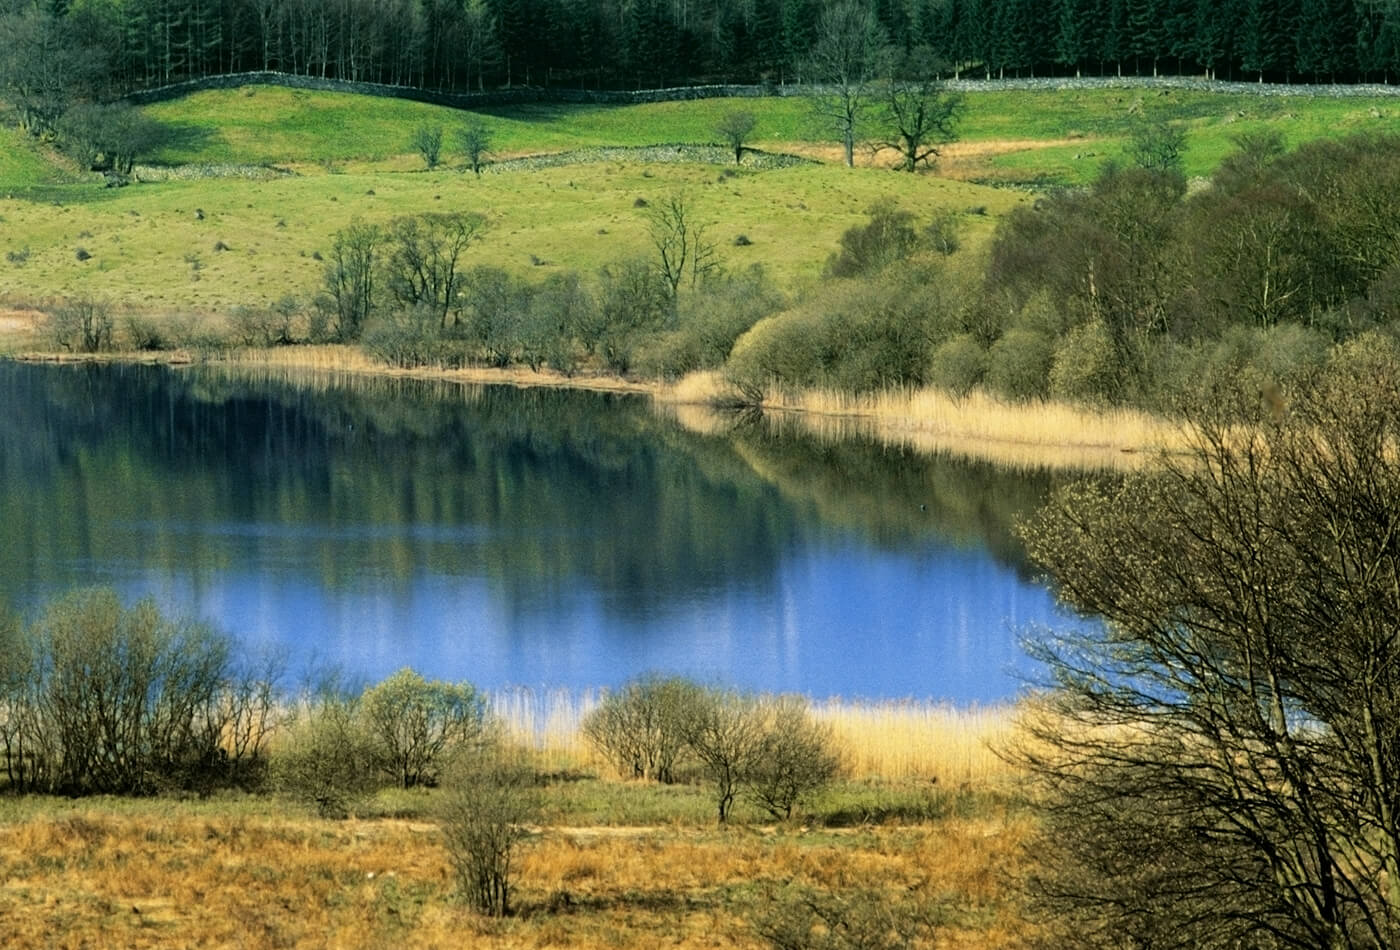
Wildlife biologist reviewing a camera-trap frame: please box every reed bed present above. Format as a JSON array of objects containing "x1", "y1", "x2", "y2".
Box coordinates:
[
  {"x1": 813, "y1": 699, "x2": 1018, "y2": 785},
  {"x1": 759, "y1": 384, "x2": 1189, "y2": 471},
  {"x1": 489, "y1": 688, "x2": 1017, "y2": 784},
  {"x1": 658, "y1": 371, "x2": 1185, "y2": 471}
]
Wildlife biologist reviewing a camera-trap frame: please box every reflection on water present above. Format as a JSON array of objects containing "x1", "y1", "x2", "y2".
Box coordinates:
[{"x1": 0, "y1": 362, "x2": 1087, "y2": 702}]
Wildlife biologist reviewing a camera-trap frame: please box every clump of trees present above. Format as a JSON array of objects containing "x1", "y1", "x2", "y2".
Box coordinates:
[
  {"x1": 716, "y1": 131, "x2": 1400, "y2": 414},
  {"x1": 275, "y1": 667, "x2": 492, "y2": 814},
  {"x1": 1014, "y1": 349, "x2": 1400, "y2": 948},
  {"x1": 324, "y1": 194, "x2": 783, "y2": 382},
  {"x1": 45, "y1": 297, "x2": 115, "y2": 353},
  {"x1": 581, "y1": 674, "x2": 841, "y2": 823},
  {"x1": 0, "y1": 588, "x2": 276, "y2": 795}
]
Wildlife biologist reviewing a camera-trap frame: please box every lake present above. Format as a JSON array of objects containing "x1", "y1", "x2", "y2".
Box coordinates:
[{"x1": 0, "y1": 361, "x2": 1086, "y2": 703}]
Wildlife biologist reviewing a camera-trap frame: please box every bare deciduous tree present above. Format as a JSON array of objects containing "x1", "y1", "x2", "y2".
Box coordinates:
[
  {"x1": 322, "y1": 219, "x2": 381, "y2": 341},
  {"x1": 715, "y1": 109, "x2": 757, "y2": 165},
  {"x1": 807, "y1": 1, "x2": 889, "y2": 168},
  {"x1": 644, "y1": 191, "x2": 717, "y2": 299},
  {"x1": 875, "y1": 48, "x2": 962, "y2": 172},
  {"x1": 384, "y1": 211, "x2": 486, "y2": 328},
  {"x1": 1014, "y1": 343, "x2": 1400, "y2": 949}
]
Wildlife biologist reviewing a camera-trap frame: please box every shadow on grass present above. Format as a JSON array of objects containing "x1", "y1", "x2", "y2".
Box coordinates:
[
  {"x1": 145, "y1": 119, "x2": 219, "y2": 164},
  {"x1": 474, "y1": 102, "x2": 625, "y2": 124}
]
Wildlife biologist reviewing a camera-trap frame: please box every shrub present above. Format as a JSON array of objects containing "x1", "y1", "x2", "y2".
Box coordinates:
[
  {"x1": 228, "y1": 304, "x2": 295, "y2": 348},
  {"x1": 928, "y1": 334, "x2": 987, "y2": 397},
  {"x1": 747, "y1": 696, "x2": 841, "y2": 820},
  {"x1": 5, "y1": 589, "x2": 241, "y2": 795},
  {"x1": 594, "y1": 258, "x2": 672, "y2": 374},
  {"x1": 581, "y1": 674, "x2": 707, "y2": 783},
  {"x1": 985, "y1": 329, "x2": 1053, "y2": 401},
  {"x1": 750, "y1": 885, "x2": 942, "y2": 950},
  {"x1": 1049, "y1": 320, "x2": 1120, "y2": 405},
  {"x1": 825, "y1": 200, "x2": 920, "y2": 278},
  {"x1": 412, "y1": 124, "x2": 444, "y2": 169},
  {"x1": 273, "y1": 686, "x2": 380, "y2": 818},
  {"x1": 363, "y1": 306, "x2": 464, "y2": 368},
  {"x1": 46, "y1": 297, "x2": 113, "y2": 352},
  {"x1": 924, "y1": 209, "x2": 962, "y2": 256},
  {"x1": 361, "y1": 668, "x2": 489, "y2": 788},
  {"x1": 636, "y1": 265, "x2": 785, "y2": 379},
  {"x1": 439, "y1": 752, "x2": 538, "y2": 917},
  {"x1": 125, "y1": 316, "x2": 171, "y2": 350}
]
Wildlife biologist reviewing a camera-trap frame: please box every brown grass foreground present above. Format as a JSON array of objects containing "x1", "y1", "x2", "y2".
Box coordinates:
[
  {"x1": 0, "y1": 697, "x2": 1032, "y2": 950},
  {"x1": 0, "y1": 798, "x2": 1034, "y2": 950}
]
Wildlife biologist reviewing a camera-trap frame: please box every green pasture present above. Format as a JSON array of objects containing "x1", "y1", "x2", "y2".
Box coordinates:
[
  {"x1": 3, "y1": 82, "x2": 1399, "y2": 315},
  {"x1": 0, "y1": 158, "x2": 1018, "y2": 314},
  {"x1": 961, "y1": 88, "x2": 1400, "y2": 183},
  {"x1": 131, "y1": 85, "x2": 1400, "y2": 183},
  {"x1": 141, "y1": 88, "x2": 822, "y2": 168}
]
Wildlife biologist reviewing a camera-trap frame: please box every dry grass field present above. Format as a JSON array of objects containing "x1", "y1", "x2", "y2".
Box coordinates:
[
  {"x1": 0, "y1": 803, "x2": 1034, "y2": 950},
  {"x1": 0, "y1": 699, "x2": 1032, "y2": 950}
]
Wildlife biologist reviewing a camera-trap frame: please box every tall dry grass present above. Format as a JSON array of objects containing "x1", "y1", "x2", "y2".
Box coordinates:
[
  {"x1": 813, "y1": 699, "x2": 1018, "y2": 785},
  {"x1": 489, "y1": 688, "x2": 1016, "y2": 784},
  {"x1": 664, "y1": 371, "x2": 1189, "y2": 471}
]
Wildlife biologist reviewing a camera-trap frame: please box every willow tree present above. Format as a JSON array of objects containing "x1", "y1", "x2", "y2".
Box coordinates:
[{"x1": 1016, "y1": 336, "x2": 1400, "y2": 949}]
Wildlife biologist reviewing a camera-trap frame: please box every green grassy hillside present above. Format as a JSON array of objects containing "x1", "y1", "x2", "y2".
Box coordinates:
[
  {"x1": 2, "y1": 83, "x2": 1397, "y2": 318},
  {"x1": 0, "y1": 159, "x2": 1016, "y2": 314}
]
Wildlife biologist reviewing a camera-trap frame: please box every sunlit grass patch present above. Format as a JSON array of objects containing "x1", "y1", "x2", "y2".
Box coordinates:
[
  {"x1": 0, "y1": 160, "x2": 1018, "y2": 314},
  {"x1": 735, "y1": 383, "x2": 1190, "y2": 471}
]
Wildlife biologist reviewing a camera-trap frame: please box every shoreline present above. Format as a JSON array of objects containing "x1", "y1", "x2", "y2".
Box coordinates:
[{"x1": 6, "y1": 344, "x2": 1186, "y2": 470}]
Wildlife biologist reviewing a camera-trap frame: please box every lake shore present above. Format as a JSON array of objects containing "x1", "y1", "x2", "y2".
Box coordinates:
[{"x1": 5, "y1": 338, "x2": 1186, "y2": 471}]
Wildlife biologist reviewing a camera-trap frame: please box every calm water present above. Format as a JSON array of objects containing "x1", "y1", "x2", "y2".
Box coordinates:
[{"x1": 0, "y1": 362, "x2": 1084, "y2": 702}]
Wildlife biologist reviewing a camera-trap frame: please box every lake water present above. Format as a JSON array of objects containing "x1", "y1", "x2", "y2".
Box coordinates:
[{"x1": 0, "y1": 362, "x2": 1086, "y2": 703}]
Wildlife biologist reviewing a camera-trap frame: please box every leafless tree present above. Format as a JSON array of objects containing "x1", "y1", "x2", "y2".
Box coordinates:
[
  {"x1": 644, "y1": 191, "x2": 717, "y2": 299},
  {"x1": 806, "y1": 1, "x2": 889, "y2": 168},
  {"x1": 384, "y1": 211, "x2": 486, "y2": 328},
  {"x1": 1014, "y1": 344, "x2": 1400, "y2": 949},
  {"x1": 875, "y1": 47, "x2": 962, "y2": 172}
]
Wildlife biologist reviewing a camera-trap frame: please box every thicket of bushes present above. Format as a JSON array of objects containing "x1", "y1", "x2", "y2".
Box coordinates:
[
  {"x1": 581, "y1": 673, "x2": 841, "y2": 823},
  {"x1": 730, "y1": 131, "x2": 1400, "y2": 413}
]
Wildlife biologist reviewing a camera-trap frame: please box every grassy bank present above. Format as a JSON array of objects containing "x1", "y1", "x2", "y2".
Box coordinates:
[
  {"x1": 135, "y1": 85, "x2": 1400, "y2": 183},
  {"x1": 0, "y1": 695, "x2": 1028, "y2": 950},
  {"x1": 0, "y1": 796, "x2": 1032, "y2": 949}
]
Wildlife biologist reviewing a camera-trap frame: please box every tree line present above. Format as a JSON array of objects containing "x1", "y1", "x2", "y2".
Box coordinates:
[{"x1": 3, "y1": 0, "x2": 1400, "y2": 129}]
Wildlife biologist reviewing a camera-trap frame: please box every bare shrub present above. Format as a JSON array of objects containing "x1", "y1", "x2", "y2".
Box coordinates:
[
  {"x1": 46, "y1": 296, "x2": 112, "y2": 352},
  {"x1": 16, "y1": 588, "x2": 236, "y2": 794},
  {"x1": 747, "y1": 696, "x2": 841, "y2": 820},
  {"x1": 684, "y1": 688, "x2": 768, "y2": 823},
  {"x1": 750, "y1": 885, "x2": 942, "y2": 950},
  {"x1": 581, "y1": 673, "x2": 706, "y2": 783},
  {"x1": 440, "y1": 752, "x2": 538, "y2": 917}
]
